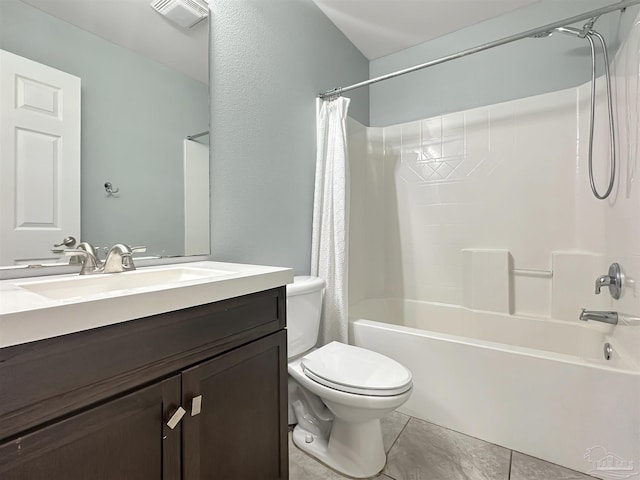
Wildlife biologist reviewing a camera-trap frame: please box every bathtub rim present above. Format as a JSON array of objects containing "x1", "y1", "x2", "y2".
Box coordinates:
[{"x1": 349, "y1": 317, "x2": 639, "y2": 375}]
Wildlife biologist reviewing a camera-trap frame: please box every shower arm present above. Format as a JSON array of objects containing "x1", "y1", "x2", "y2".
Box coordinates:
[
  {"x1": 580, "y1": 16, "x2": 600, "y2": 37},
  {"x1": 318, "y1": 0, "x2": 640, "y2": 99}
]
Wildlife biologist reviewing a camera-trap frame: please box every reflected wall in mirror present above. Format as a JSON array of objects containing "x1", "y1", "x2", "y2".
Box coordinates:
[{"x1": 0, "y1": 0, "x2": 210, "y2": 267}]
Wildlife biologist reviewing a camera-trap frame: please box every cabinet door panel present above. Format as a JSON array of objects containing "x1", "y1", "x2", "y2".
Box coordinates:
[
  {"x1": 182, "y1": 331, "x2": 288, "y2": 480},
  {"x1": 0, "y1": 375, "x2": 181, "y2": 480}
]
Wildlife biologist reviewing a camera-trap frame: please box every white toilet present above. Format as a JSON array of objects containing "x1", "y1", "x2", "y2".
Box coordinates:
[{"x1": 287, "y1": 276, "x2": 412, "y2": 478}]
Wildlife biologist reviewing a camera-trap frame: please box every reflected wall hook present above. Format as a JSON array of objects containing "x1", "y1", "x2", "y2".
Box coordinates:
[{"x1": 104, "y1": 182, "x2": 119, "y2": 194}]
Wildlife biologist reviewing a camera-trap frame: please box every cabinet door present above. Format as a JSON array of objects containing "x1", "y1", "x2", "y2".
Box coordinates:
[
  {"x1": 0, "y1": 375, "x2": 181, "y2": 480},
  {"x1": 182, "y1": 331, "x2": 288, "y2": 480}
]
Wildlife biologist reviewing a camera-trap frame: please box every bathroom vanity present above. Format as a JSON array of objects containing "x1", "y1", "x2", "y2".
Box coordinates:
[{"x1": 0, "y1": 261, "x2": 292, "y2": 479}]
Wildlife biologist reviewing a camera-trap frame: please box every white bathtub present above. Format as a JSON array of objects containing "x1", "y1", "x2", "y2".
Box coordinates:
[{"x1": 350, "y1": 298, "x2": 640, "y2": 479}]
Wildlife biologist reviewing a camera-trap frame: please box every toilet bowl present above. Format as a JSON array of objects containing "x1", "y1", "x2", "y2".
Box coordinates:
[{"x1": 287, "y1": 277, "x2": 412, "y2": 478}]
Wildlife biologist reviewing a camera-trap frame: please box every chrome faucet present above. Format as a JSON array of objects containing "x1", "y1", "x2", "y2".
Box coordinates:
[
  {"x1": 79, "y1": 242, "x2": 103, "y2": 265},
  {"x1": 103, "y1": 244, "x2": 146, "y2": 273},
  {"x1": 63, "y1": 242, "x2": 102, "y2": 275},
  {"x1": 594, "y1": 263, "x2": 622, "y2": 299},
  {"x1": 62, "y1": 243, "x2": 145, "y2": 274},
  {"x1": 579, "y1": 309, "x2": 618, "y2": 325}
]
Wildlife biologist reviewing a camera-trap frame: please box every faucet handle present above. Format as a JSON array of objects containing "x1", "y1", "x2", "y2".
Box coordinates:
[
  {"x1": 595, "y1": 275, "x2": 611, "y2": 294},
  {"x1": 51, "y1": 248, "x2": 82, "y2": 265},
  {"x1": 106, "y1": 244, "x2": 132, "y2": 255},
  {"x1": 594, "y1": 263, "x2": 622, "y2": 299},
  {"x1": 131, "y1": 246, "x2": 147, "y2": 254},
  {"x1": 78, "y1": 242, "x2": 103, "y2": 262}
]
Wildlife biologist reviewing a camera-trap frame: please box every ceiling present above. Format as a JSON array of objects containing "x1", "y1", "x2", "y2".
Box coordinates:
[
  {"x1": 311, "y1": 0, "x2": 542, "y2": 59},
  {"x1": 19, "y1": 0, "x2": 547, "y2": 79},
  {"x1": 20, "y1": 0, "x2": 209, "y2": 84}
]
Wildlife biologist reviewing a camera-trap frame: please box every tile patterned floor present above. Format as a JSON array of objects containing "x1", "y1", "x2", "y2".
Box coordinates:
[{"x1": 289, "y1": 412, "x2": 599, "y2": 480}]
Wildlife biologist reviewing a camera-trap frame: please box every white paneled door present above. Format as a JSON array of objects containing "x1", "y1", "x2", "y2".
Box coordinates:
[{"x1": 0, "y1": 50, "x2": 81, "y2": 265}]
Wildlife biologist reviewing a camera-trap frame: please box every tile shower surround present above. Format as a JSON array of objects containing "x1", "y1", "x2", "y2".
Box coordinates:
[
  {"x1": 349, "y1": 10, "x2": 639, "y2": 363},
  {"x1": 289, "y1": 412, "x2": 599, "y2": 480},
  {"x1": 350, "y1": 85, "x2": 636, "y2": 313}
]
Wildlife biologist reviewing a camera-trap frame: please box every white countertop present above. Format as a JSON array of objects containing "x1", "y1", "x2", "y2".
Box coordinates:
[{"x1": 0, "y1": 261, "x2": 293, "y2": 349}]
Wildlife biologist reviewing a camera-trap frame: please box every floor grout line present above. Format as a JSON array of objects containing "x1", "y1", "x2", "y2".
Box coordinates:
[
  {"x1": 291, "y1": 412, "x2": 596, "y2": 480},
  {"x1": 379, "y1": 416, "x2": 412, "y2": 480},
  {"x1": 387, "y1": 416, "x2": 412, "y2": 457},
  {"x1": 508, "y1": 449, "x2": 513, "y2": 480}
]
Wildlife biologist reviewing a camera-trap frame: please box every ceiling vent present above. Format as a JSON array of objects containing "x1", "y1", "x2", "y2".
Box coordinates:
[{"x1": 150, "y1": 0, "x2": 209, "y2": 29}]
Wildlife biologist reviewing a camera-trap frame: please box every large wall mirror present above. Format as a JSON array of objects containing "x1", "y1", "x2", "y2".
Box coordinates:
[{"x1": 0, "y1": 0, "x2": 210, "y2": 267}]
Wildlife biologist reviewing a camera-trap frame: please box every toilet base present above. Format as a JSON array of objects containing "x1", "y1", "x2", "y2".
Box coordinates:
[{"x1": 292, "y1": 418, "x2": 386, "y2": 479}]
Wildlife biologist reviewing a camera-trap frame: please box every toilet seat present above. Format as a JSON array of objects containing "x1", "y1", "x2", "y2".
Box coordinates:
[{"x1": 301, "y1": 342, "x2": 412, "y2": 396}]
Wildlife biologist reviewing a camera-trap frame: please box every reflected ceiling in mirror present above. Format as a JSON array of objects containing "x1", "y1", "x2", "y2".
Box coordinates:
[{"x1": 0, "y1": 0, "x2": 210, "y2": 267}]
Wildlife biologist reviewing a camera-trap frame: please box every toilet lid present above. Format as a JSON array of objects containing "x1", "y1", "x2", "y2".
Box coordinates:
[{"x1": 301, "y1": 342, "x2": 412, "y2": 396}]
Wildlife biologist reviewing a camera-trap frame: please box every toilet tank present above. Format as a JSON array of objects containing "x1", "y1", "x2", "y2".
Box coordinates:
[{"x1": 286, "y1": 276, "x2": 325, "y2": 359}]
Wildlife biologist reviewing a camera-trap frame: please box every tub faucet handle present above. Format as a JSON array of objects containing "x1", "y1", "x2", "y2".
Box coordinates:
[
  {"x1": 594, "y1": 263, "x2": 622, "y2": 299},
  {"x1": 595, "y1": 275, "x2": 612, "y2": 294}
]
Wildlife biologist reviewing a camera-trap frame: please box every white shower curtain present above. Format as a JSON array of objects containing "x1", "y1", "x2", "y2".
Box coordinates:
[{"x1": 311, "y1": 96, "x2": 350, "y2": 345}]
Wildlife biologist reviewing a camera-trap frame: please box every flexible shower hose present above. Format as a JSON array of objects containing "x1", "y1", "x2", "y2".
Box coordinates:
[{"x1": 585, "y1": 30, "x2": 617, "y2": 200}]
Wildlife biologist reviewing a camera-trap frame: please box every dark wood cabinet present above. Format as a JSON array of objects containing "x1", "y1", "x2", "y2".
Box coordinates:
[
  {"x1": 182, "y1": 331, "x2": 288, "y2": 480},
  {"x1": 0, "y1": 375, "x2": 182, "y2": 480},
  {"x1": 0, "y1": 287, "x2": 288, "y2": 480}
]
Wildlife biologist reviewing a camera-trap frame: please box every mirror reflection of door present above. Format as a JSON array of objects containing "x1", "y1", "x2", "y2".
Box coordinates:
[{"x1": 0, "y1": 49, "x2": 81, "y2": 265}]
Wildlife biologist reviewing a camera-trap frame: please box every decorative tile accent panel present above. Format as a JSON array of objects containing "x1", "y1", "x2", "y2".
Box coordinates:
[{"x1": 375, "y1": 87, "x2": 579, "y2": 311}]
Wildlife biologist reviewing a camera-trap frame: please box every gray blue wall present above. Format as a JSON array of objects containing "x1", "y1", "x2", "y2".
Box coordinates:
[
  {"x1": 5, "y1": 0, "x2": 632, "y2": 274},
  {"x1": 0, "y1": 0, "x2": 209, "y2": 256},
  {"x1": 209, "y1": 0, "x2": 369, "y2": 274},
  {"x1": 369, "y1": 0, "x2": 631, "y2": 126}
]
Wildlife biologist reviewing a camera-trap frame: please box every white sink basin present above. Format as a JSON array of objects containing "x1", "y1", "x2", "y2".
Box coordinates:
[
  {"x1": 0, "y1": 261, "x2": 294, "y2": 349},
  {"x1": 18, "y1": 266, "x2": 235, "y2": 300}
]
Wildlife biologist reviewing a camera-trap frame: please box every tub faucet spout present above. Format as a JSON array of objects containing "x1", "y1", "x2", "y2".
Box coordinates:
[{"x1": 579, "y1": 309, "x2": 618, "y2": 325}]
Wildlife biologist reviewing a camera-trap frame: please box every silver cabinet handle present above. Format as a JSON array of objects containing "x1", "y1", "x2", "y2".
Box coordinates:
[
  {"x1": 191, "y1": 395, "x2": 203, "y2": 416},
  {"x1": 166, "y1": 406, "x2": 186, "y2": 429}
]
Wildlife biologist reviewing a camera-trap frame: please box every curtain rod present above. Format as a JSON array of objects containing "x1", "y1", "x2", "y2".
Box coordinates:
[
  {"x1": 187, "y1": 131, "x2": 209, "y2": 140},
  {"x1": 318, "y1": 0, "x2": 640, "y2": 99}
]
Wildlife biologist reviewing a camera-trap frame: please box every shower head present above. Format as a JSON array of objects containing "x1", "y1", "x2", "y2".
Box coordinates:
[
  {"x1": 554, "y1": 26, "x2": 585, "y2": 37},
  {"x1": 530, "y1": 26, "x2": 585, "y2": 39},
  {"x1": 530, "y1": 15, "x2": 601, "y2": 40}
]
